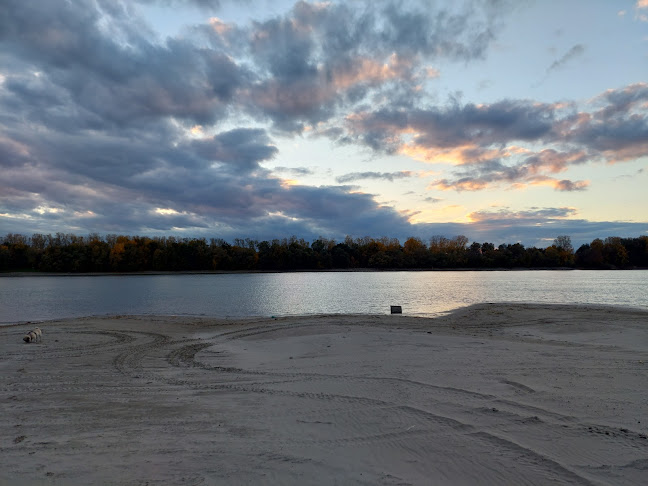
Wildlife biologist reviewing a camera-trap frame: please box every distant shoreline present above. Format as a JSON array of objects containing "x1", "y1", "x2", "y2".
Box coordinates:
[{"x1": 2, "y1": 266, "x2": 648, "y2": 277}]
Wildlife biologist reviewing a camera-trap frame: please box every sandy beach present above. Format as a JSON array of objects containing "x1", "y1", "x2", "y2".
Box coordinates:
[{"x1": 2, "y1": 304, "x2": 647, "y2": 485}]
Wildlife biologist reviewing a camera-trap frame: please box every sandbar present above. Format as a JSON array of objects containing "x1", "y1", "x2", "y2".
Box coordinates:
[{"x1": 2, "y1": 304, "x2": 648, "y2": 485}]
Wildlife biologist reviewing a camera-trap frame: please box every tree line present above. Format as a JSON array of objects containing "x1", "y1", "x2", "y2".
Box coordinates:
[{"x1": 1, "y1": 233, "x2": 647, "y2": 273}]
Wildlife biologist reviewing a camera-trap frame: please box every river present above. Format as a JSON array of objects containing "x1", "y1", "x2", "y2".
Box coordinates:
[{"x1": 1, "y1": 270, "x2": 647, "y2": 323}]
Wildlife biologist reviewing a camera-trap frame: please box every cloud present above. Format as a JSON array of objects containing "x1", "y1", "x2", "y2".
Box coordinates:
[
  {"x1": 424, "y1": 147, "x2": 589, "y2": 192},
  {"x1": 458, "y1": 208, "x2": 647, "y2": 247},
  {"x1": 468, "y1": 207, "x2": 577, "y2": 223},
  {"x1": 566, "y1": 83, "x2": 648, "y2": 161},
  {"x1": 335, "y1": 171, "x2": 413, "y2": 183},
  {"x1": 636, "y1": 0, "x2": 648, "y2": 21},
  {"x1": 344, "y1": 100, "x2": 558, "y2": 160},
  {"x1": 592, "y1": 82, "x2": 648, "y2": 118},
  {"x1": 459, "y1": 206, "x2": 647, "y2": 248},
  {"x1": 0, "y1": 0, "x2": 516, "y2": 145},
  {"x1": 0, "y1": 0, "x2": 248, "y2": 128},
  {"x1": 134, "y1": 0, "x2": 224, "y2": 10},
  {"x1": 0, "y1": 105, "x2": 421, "y2": 241},
  {"x1": 546, "y1": 44, "x2": 585, "y2": 73},
  {"x1": 552, "y1": 179, "x2": 589, "y2": 192},
  {"x1": 430, "y1": 174, "x2": 589, "y2": 193},
  {"x1": 189, "y1": 128, "x2": 278, "y2": 174},
  {"x1": 213, "y1": 0, "x2": 508, "y2": 132},
  {"x1": 272, "y1": 166, "x2": 315, "y2": 177},
  {"x1": 0, "y1": 0, "x2": 645, "y2": 247},
  {"x1": 339, "y1": 82, "x2": 648, "y2": 191},
  {"x1": 6, "y1": 0, "x2": 480, "y2": 240}
]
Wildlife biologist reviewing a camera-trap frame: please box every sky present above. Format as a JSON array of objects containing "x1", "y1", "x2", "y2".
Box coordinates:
[{"x1": 1, "y1": 0, "x2": 647, "y2": 247}]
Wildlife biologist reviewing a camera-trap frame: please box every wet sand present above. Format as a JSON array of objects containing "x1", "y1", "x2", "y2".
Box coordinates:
[{"x1": 2, "y1": 304, "x2": 648, "y2": 485}]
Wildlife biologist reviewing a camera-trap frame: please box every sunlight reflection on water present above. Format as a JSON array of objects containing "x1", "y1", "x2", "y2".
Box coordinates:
[{"x1": 1, "y1": 270, "x2": 647, "y2": 322}]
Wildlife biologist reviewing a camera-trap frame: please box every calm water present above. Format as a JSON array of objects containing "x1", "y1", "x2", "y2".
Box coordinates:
[{"x1": 0, "y1": 270, "x2": 647, "y2": 323}]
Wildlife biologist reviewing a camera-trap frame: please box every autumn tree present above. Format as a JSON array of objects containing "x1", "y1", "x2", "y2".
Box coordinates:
[
  {"x1": 552, "y1": 235, "x2": 574, "y2": 266},
  {"x1": 403, "y1": 237, "x2": 429, "y2": 267}
]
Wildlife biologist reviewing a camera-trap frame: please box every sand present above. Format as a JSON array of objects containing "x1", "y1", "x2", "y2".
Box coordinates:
[{"x1": 1, "y1": 304, "x2": 648, "y2": 485}]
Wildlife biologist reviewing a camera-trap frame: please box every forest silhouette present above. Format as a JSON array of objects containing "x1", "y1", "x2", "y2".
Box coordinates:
[{"x1": 1, "y1": 233, "x2": 647, "y2": 273}]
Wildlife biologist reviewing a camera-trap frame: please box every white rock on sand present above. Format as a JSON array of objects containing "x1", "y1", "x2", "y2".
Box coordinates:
[{"x1": 1, "y1": 303, "x2": 647, "y2": 485}]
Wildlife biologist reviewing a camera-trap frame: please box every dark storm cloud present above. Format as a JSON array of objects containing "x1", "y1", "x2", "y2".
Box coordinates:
[
  {"x1": 0, "y1": 0, "x2": 247, "y2": 127},
  {"x1": 190, "y1": 128, "x2": 278, "y2": 173},
  {"x1": 346, "y1": 100, "x2": 557, "y2": 155},
  {"x1": 271, "y1": 185, "x2": 380, "y2": 222},
  {"x1": 88, "y1": 204, "x2": 212, "y2": 232},
  {"x1": 335, "y1": 171, "x2": 413, "y2": 183},
  {"x1": 410, "y1": 100, "x2": 556, "y2": 146},
  {"x1": 0, "y1": 119, "x2": 190, "y2": 190},
  {"x1": 0, "y1": 96, "x2": 417, "y2": 240},
  {"x1": 0, "y1": 146, "x2": 421, "y2": 242}
]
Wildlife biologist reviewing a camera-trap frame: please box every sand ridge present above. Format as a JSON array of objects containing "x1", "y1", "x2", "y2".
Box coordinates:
[{"x1": 1, "y1": 304, "x2": 648, "y2": 485}]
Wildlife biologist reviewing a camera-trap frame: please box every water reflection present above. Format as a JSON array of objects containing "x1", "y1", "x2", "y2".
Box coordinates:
[{"x1": 0, "y1": 270, "x2": 646, "y2": 322}]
